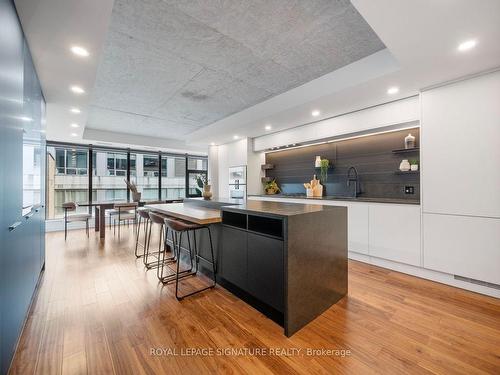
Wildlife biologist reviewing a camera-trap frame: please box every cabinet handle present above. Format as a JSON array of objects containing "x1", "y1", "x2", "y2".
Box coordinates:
[{"x1": 9, "y1": 221, "x2": 22, "y2": 231}]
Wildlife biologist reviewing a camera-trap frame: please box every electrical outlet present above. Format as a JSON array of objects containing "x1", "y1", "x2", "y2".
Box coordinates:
[{"x1": 404, "y1": 186, "x2": 415, "y2": 194}]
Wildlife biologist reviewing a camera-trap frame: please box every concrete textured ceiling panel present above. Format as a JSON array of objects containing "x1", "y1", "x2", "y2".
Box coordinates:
[
  {"x1": 87, "y1": 107, "x2": 199, "y2": 139},
  {"x1": 88, "y1": 0, "x2": 385, "y2": 140}
]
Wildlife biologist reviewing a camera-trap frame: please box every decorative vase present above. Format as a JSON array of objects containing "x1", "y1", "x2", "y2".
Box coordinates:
[
  {"x1": 410, "y1": 164, "x2": 419, "y2": 171},
  {"x1": 315, "y1": 156, "x2": 322, "y2": 168},
  {"x1": 405, "y1": 133, "x2": 416, "y2": 149},
  {"x1": 132, "y1": 192, "x2": 141, "y2": 202},
  {"x1": 399, "y1": 159, "x2": 411, "y2": 171},
  {"x1": 202, "y1": 184, "x2": 212, "y2": 200}
]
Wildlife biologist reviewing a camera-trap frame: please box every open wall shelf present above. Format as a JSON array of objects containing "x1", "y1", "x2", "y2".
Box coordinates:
[
  {"x1": 394, "y1": 170, "x2": 419, "y2": 175},
  {"x1": 392, "y1": 147, "x2": 419, "y2": 154}
]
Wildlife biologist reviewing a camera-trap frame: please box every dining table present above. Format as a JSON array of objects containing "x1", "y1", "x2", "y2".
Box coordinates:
[{"x1": 79, "y1": 199, "x2": 181, "y2": 239}]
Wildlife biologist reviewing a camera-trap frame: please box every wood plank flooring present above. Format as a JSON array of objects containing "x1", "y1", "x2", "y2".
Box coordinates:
[{"x1": 9, "y1": 227, "x2": 500, "y2": 375}]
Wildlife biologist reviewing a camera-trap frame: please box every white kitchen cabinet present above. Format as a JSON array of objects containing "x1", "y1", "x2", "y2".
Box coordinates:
[
  {"x1": 347, "y1": 203, "x2": 369, "y2": 254},
  {"x1": 423, "y1": 213, "x2": 500, "y2": 285},
  {"x1": 421, "y1": 71, "x2": 500, "y2": 218},
  {"x1": 369, "y1": 204, "x2": 421, "y2": 266}
]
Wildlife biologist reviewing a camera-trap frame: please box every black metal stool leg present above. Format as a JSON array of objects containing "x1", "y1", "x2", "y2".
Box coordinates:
[
  {"x1": 134, "y1": 215, "x2": 142, "y2": 257},
  {"x1": 175, "y1": 226, "x2": 217, "y2": 300}
]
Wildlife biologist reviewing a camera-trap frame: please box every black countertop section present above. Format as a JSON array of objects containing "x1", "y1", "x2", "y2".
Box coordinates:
[
  {"x1": 222, "y1": 199, "x2": 341, "y2": 217},
  {"x1": 249, "y1": 194, "x2": 420, "y2": 205}
]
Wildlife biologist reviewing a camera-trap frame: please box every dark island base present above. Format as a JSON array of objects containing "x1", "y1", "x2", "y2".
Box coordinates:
[{"x1": 218, "y1": 277, "x2": 285, "y2": 327}]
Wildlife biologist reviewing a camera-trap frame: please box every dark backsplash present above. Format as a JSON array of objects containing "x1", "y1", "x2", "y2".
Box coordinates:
[{"x1": 265, "y1": 128, "x2": 420, "y2": 200}]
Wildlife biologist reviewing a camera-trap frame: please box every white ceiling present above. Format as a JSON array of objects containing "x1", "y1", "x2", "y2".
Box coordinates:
[
  {"x1": 14, "y1": 0, "x2": 500, "y2": 150},
  {"x1": 86, "y1": 0, "x2": 385, "y2": 140},
  {"x1": 13, "y1": 0, "x2": 113, "y2": 142}
]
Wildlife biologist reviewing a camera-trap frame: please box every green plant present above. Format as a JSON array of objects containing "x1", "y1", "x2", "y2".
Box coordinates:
[
  {"x1": 320, "y1": 159, "x2": 329, "y2": 183},
  {"x1": 409, "y1": 159, "x2": 419, "y2": 165},
  {"x1": 263, "y1": 179, "x2": 280, "y2": 194},
  {"x1": 195, "y1": 174, "x2": 207, "y2": 193}
]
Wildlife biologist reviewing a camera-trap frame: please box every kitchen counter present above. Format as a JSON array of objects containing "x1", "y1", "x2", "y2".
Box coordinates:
[
  {"x1": 223, "y1": 199, "x2": 338, "y2": 217},
  {"x1": 145, "y1": 203, "x2": 222, "y2": 224},
  {"x1": 249, "y1": 194, "x2": 420, "y2": 205}
]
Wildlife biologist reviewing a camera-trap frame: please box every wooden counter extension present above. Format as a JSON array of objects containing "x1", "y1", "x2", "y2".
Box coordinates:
[{"x1": 145, "y1": 203, "x2": 222, "y2": 225}]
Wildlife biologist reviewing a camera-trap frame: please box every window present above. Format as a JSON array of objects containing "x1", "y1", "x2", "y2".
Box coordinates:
[
  {"x1": 161, "y1": 155, "x2": 185, "y2": 200},
  {"x1": 186, "y1": 156, "x2": 208, "y2": 198},
  {"x1": 92, "y1": 150, "x2": 128, "y2": 203},
  {"x1": 46, "y1": 143, "x2": 205, "y2": 218},
  {"x1": 104, "y1": 152, "x2": 127, "y2": 176},
  {"x1": 46, "y1": 146, "x2": 89, "y2": 219},
  {"x1": 130, "y1": 153, "x2": 159, "y2": 200}
]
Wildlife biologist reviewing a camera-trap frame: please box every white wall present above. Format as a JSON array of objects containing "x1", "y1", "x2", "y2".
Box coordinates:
[
  {"x1": 208, "y1": 145, "x2": 219, "y2": 198},
  {"x1": 210, "y1": 138, "x2": 266, "y2": 198},
  {"x1": 246, "y1": 139, "x2": 265, "y2": 196},
  {"x1": 253, "y1": 96, "x2": 420, "y2": 151},
  {"x1": 216, "y1": 138, "x2": 248, "y2": 198}
]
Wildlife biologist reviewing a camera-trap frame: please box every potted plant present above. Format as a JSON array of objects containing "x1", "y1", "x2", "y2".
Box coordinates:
[
  {"x1": 196, "y1": 175, "x2": 212, "y2": 200},
  {"x1": 264, "y1": 179, "x2": 280, "y2": 195},
  {"x1": 410, "y1": 159, "x2": 419, "y2": 171},
  {"x1": 319, "y1": 159, "x2": 329, "y2": 184}
]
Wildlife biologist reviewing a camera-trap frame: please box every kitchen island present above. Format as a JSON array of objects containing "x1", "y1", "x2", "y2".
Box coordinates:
[
  {"x1": 220, "y1": 200, "x2": 347, "y2": 336},
  {"x1": 147, "y1": 199, "x2": 348, "y2": 337}
]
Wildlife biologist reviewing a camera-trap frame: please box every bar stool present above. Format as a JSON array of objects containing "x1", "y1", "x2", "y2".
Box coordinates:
[
  {"x1": 144, "y1": 211, "x2": 172, "y2": 269},
  {"x1": 134, "y1": 207, "x2": 150, "y2": 258},
  {"x1": 160, "y1": 217, "x2": 216, "y2": 300}
]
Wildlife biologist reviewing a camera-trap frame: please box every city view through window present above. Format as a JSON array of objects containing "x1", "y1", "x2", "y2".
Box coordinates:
[{"x1": 46, "y1": 145, "x2": 207, "y2": 219}]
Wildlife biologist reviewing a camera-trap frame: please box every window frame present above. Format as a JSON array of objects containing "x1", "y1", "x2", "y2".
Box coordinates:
[{"x1": 46, "y1": 141, "x2": 207, "y2": 209}]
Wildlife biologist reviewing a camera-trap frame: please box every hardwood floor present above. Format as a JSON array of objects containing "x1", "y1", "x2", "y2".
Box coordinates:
[{"x1": 9, "y1": 227, "x2": 500, "y2": 375}]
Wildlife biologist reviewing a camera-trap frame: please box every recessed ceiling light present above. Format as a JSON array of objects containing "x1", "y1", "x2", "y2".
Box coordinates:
[
  {"x1": 70, "y1": 85, "x2": 85, "y2": 94},
  {"x1": 265, "y1": 124, "x2": 272, "y2": 131},
  {"x1": 210, "y1": 142, "x2": 215, "y2": 146},
  {"x1": 18, "y1": 116, "x2": 33, "y2": 122},
  {"x1": 387, "y1": 86, "x2": 399, "y2": 95},
  {"x1": 70, "y1": 107, "x2": 81, "y2": 114},
  {"x1": 233, "y1": 135, "x2": 239, "y2": 140},
  {"x1": 311, "y1": 110, "x2": 320, "y2": 117},
  {"x1": 70, "y1": 45, "x2": 89, "y2": 57},
  {"x1": 70, "y1": 133, "x2": 78, "y2": 137},
  {"x1": 457, "y1": 39, "x2": 477, "y2": 52},
  {"x1": 70, "y1": 123, "x2": 79, "y2": 128}
]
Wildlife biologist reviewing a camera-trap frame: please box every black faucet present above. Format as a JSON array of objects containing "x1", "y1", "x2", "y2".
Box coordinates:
[{"x1": 347, "y1": 166, "x2": 360, "y2": 198}]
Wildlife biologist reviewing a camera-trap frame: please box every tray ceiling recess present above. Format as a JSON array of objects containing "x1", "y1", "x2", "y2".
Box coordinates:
[{"x1": 87, "y1": 0, "x2": 385, "y2": 141}]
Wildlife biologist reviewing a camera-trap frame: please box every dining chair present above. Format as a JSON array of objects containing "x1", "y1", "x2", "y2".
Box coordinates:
[
  {"x1": 112, "y1": 202, "x2": 138, "y2": 238},
  {"x1": 62, "y1": 202, "x2": 92, "y2": 240}
]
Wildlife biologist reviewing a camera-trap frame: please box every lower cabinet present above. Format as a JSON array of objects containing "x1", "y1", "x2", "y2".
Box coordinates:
[
  {"x1": 221, "y1": 223, "x2": 285, "y2": 313},
  {"x1": 247, "y1": 233, "x2": 284, "y2": 312},
  {"x1": 347, "y1": 203, "x2": 369, "y2": 254},
  {"x1": 221, "y1": 226, "x2": 247, "y2": 290},
  {"x1": 369, "y1": 204, "x2": 421, "y2": 266},
  {"x1": 423, "y1": 213, "x2": 500, "y2": 285}
]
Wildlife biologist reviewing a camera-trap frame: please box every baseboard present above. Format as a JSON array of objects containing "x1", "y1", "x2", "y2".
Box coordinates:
[{"x1": 348, "y1": 251, "x2": 500, "y2": 299}]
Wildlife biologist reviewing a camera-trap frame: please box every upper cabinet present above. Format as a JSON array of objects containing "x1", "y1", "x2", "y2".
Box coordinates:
[{"x1": 421, "y1": 71, "x2": 500, "y2": 218}]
